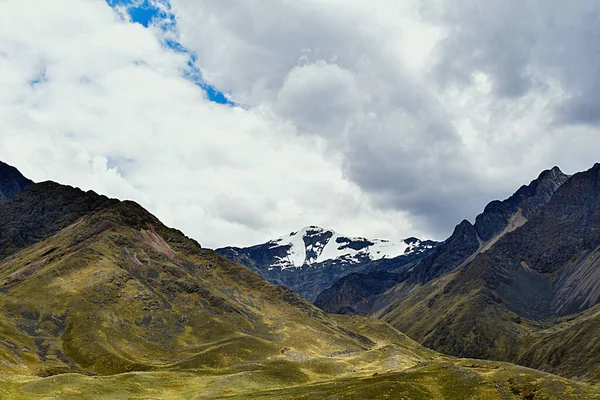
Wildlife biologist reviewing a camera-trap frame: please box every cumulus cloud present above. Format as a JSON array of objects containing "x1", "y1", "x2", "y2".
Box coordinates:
[
  {"x1": 168, "y1": 0, "x2": 490, "y2": 235},
  {"x1": 170, "y1": 0, "x2": 600, "y2": 237},
  {"x1": 0, "y1": 0, "x2": 418, "y2": 247},
  {"x1": 429, "y1": 0, "x2": 600, "y2": 125},
  {"x1": 275, "y1": 61, "x2": 362, "y2": 136},
  {"x1": 2, "y1": 0, "x2": 600, "y2": 246}
]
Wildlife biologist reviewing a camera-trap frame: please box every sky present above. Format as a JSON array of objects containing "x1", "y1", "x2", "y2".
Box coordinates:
[{"x1": 1, "y1": 0, "x2": 600, "y2": 248}]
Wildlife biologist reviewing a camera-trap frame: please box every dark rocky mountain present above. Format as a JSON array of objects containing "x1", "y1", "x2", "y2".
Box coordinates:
[
  {"x1": 217, "y1": 226, "x2": 437, "y2": 301},
  {"x1": 0, "y1": 161, "x2": 33, "y2": 202},
  {"x1": 473, "y1": 166, "x2": 568, "y2": 241},
  {"x1": 314, "y1": 271, "x2": 399, "y2": 315},
  {"x1": 0, "y1": 182, "x2": 118, "y2": 259},
  {"x1": 316, "y1": 167, "x2": 569, "y2": 314},
  {"x1": 378, "y1": 163, "x2": 600, "y2": 380}
]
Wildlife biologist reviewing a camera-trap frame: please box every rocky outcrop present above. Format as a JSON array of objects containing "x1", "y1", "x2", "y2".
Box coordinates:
[
  {"x1": 420, "y1": 166, "x2": 569, "y2": 282},
  {"x1": 474, "y1": 166, "x2": 568, "y2": 241},
  {"x1": 0, "y1": 161, "x2": 33, "y2": 202},
  {"x1": 314, "y1": 271, "x2": 400, "y2": 314}
]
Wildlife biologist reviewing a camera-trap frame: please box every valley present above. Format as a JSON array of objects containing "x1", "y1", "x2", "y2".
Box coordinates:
[{"x1": 0, "y1": 162, "x2": 599, "y2": 398}]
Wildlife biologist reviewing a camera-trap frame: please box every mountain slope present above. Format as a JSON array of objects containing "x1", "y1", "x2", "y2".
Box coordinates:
[
  {"x1": 0, "y1": 182, "x2": 380, "y2": 378},
  {"x1": 0, "y1": 177, "x2": 448, "y2": 395},
  {"x1": 378, "y1": 163, "x2": 600, "y2": 381},
  {"x1": 217, "y1": 226, "x2": 437, "y2": 301},
  {"x1": 316, "y1": 167, "x2": 569, "y2": 314},
  {"x1": 0, "y1": 164, "x2": 596, "y2": 398},
  {"x1": 0, "y1": 161, "x2": 33, "y2": 203},
  {"x1": 1, "y1": 313, "x2": 598, "y2": 399},
  {"x1": 2, "y1": 348, "x2": 598, "y2": 399}
]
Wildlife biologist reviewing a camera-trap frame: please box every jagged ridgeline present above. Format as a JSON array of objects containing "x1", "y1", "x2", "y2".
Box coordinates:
[
  {"x1": 378, "y1": 164, "x2": 600, "y2": 381},
  {"x1": 0, "y1": 161, "x2": 33, "y2": 203},
  {"x1": 316, "y1": 167, "x2": 569, "y2": 315},
  {"x1": 314, "y1": 163, "x2": 600, "y2": 383},
  {"x1": 217, "y1": 226, "x2": 438, "y2": 302},
  {"x1": 0, "y1": 163, "x2": 598, "y2": 399}
]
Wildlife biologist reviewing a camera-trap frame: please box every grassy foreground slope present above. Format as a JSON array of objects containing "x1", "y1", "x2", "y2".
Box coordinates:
[
  {"x1": 0, "y1": 346, "x2": 598, "y2": 398},
  {"x1": 0, "y1": 314, "x2": 598, "y2": 399},
  {"x1": 379, "y1": 267, "x2": 600, "y2": 383}
]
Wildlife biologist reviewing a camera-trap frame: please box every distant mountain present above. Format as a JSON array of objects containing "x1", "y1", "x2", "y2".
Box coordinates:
[
  {"x1": 316, "y1": 167, "x2": 569, "y2": 314},
  {"x1": 377, "y1": 163, "x2": 600, "y2": 380},
  {"x1": 216, "y1": 226, "x2": 437, "y2": 301},
  {"x1": 401, "y1": 167, "x2": 569, "y2": 288},
  {"x1": 0, "y1": 161, "x2": 33, "y2": 202}
]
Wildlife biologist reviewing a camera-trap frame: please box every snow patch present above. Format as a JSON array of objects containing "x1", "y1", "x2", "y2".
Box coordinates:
[{"x1": 267, "y1": 226, "x2": 429, "y2": 270}]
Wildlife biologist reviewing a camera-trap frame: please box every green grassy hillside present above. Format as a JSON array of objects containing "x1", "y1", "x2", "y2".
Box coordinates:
[
  {"x1": 0, "y1": 184, "x2": 380, "y2": 378},
  {"x1": 0, "y1": 349, "x2": 598, "y2": 399},
  {"x1": 378, "y1": 265, "x2": 600, "y2": 382}
]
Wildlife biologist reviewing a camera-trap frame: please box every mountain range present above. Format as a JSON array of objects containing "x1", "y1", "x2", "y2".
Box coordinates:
[
  {"x1": 0, "y1": 161, "x2": 599, "y2": 399},
  {"x1": 311, "y1": 164, "x2": 600, "y2": 382},
  {"x1": 219, "y1": 164, "x2": 600, "y2": 382},
  {"x1": 216, "y1": 226, "x2": 437, "y2": 301},
  {"x1": 377, "y1": 164, "x2": 600, "y2": 381},
  {"x1": 315, "y1": 166, "x2": 569, "y2": 314}
]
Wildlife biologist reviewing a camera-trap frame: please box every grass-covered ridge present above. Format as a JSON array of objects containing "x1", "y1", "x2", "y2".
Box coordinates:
[
  {"x1": 0, "y1": 183, "x2": 378, "y2": 377},
  {"x1": 0, "y1": 351, "x2": 598, "y2": 399}
]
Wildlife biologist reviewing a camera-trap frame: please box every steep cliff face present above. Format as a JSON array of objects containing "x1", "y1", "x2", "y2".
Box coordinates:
[
  {"x1": 474, "y1": 166, "x2": 568, "y2": 241},
  {"x1": 480, "y1": 163, "x2": 600, "y2": 316},
  {"x1": 416, "y1": 166, "x2": 569, "y2": 284}
]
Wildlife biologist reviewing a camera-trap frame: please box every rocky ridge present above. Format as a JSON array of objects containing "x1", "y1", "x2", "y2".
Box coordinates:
[
  {"x1": 217, "y1": 226, "x2": 437, "y2": 301},
  {"x1": 0, "y1": 161, "x2": 33, "y2": 203},
  {"x1": 316, "y1": 167, "x2": 570, "y2": 314}
]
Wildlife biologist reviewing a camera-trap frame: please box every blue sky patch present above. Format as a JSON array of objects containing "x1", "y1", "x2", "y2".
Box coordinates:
[{"x1": 105, "y1": 0, "x2": 233, "y2": 105}]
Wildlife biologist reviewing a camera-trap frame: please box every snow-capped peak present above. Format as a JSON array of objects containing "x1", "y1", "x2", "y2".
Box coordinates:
[{"x1": 268, "y1": 226, "x2": 433, "y2": 270}]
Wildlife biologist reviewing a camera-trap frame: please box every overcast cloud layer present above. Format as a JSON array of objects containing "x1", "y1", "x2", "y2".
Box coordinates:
[{"x1": 1, "y1": 0, "x2": 600, "y2": 247}]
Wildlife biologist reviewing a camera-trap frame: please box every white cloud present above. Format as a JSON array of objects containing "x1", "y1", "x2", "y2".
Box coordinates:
[
  {"x1": 2, "y1": 0, "x2": 600, "y2": 248},
  {"x1": 169, "y1": 0, "x2": 600, "y2": 236},
  {"x1": 0, "y1": 0, "x2": 418, "y2": 248},
  {"x1": 275, "y1": 61, "x2": 362, "y2": 136},
  {"x1": 169, "y1": 0, "x2": 484, "y2": 234}
]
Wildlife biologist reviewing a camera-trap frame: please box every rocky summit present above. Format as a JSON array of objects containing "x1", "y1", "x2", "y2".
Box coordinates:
[
  {"x1": 375, "y1": 165, "x2": 600, "y2": 382},
  {"x1": 315, "y1": 167, "x2": 570, "y2": 315},
  {"x1": 316, "y1": 164, "x2": 600, "y2": 383},
  {"x1": 217, "y1": 226, "x2": 437, "y2": 301},
  {"x1": 0, "y1": 161, "x2": 33, "y2": 203}
]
